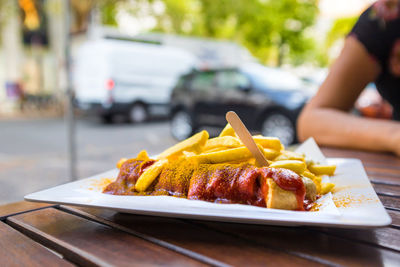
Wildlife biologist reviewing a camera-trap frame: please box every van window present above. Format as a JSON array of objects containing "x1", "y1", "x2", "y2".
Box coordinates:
[
  {"x1": 216, "y1": 70, "x2": 250, "y2": 91},
  {"x1": 190, "y1": 72, "x2": 216, "y2": 92}
]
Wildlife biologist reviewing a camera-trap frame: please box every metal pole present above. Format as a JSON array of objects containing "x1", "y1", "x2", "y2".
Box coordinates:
[{"x1": 64, "y1": 0, "x2": 77, "y2": 180}]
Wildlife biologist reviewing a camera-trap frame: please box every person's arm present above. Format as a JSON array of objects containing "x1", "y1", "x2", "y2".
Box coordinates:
[{"x1": 297, "y1": 36, "x2": 400, "y2": 156}]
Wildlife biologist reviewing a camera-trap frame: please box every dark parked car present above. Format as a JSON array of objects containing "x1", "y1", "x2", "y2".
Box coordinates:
[{"x1": 169, "y1": 63, "x2": 313, "y2": 145}]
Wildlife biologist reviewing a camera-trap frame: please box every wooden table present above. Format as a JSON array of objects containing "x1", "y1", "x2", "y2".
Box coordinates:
[{"x1": 1, "y1": 147, "x2": 399, "y2": 266}]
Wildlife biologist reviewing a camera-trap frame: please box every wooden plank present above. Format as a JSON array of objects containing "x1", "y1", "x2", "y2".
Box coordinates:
[
  {"x1": 0, "y1": 221, "x2": 73, "y2": 267},
  {"x1": 317, "y1": 227, "x2": 400, "y2": 252},
  {"x1": 195, "y1": 220, "x2": 400, "y2": 267},
  {"x1": 379, "y1": 195, "x2": 400, "y2": 211},
  {"x1": 321, "y1": 147, "x2": 400, "y2": 166},
  {"x1": 60, "y1": 205, "x2": 323, "y2": 267},
  {"x1": 366, "y1": 171, "x2": 400, "y2": 181},
  {"x1": 369, "y1": 175, "x2": 400, "y2": 186},
  {"x1": 373, "y1": 184, "x2": 400, "y2": 198},
  {"x1": 387, "y1": 210, "x2": 400, "y2": 228},
  {"x1": 363, "y1": 162, "x2": 400, "y2": 171},
  {"x1": 365, "y1": 167, "x2": 400, "y2": 178},
  {"x1": 0, "y1": 201, "x2": 54, "y2": 219},
  {"x1": 203, "y1": 220, "x2": 400, "y2": 265},
  {"x1": 63, "y1": 205, "x2": 400, "y2": 267},
  {"x1": 368, "y1": 173, "x2": 400, "y2": 185},
  {"x1": 7, "y1": 208, "x2": 207, "y2": 267}
]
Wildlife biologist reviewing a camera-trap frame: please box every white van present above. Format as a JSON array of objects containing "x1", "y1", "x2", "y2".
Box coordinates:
[{"x1": 73, "y1": 39, "x2": 197, "y2": 122}]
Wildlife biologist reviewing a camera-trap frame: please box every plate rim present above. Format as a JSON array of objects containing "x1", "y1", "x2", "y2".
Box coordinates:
[{"x1": 24, "y1": 157, "x2": 392, "y2": 229}]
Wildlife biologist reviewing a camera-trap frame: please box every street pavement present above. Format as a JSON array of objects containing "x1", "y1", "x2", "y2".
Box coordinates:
[{"x1": 0, "y1": 118, "x2": 178, "y2": 205}]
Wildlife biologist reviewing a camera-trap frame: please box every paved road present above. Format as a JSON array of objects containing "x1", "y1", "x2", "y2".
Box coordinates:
[{"x1": 0, "y1": 118, "x2": 178, "y2": 205}]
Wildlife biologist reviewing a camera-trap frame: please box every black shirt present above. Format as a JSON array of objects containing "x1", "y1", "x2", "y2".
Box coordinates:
[{"x1": 350, "y1": 0, "x2": 400, "y2": 120}]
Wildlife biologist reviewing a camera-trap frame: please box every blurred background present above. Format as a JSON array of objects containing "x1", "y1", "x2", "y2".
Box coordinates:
[{"x1": 0, "y1": 0, "x2": 392, "y2": 204}]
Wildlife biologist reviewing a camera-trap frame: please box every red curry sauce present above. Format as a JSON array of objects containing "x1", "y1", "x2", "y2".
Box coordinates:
[
  {"x1": 103, "y1": 159, "x2": 307, "y2": 210},
  {"x1": 260, "y1": 168, "x2": 306, "y2": 211}
]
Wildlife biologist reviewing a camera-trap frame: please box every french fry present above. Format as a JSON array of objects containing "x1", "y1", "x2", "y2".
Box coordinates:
[
  {"x1": 313, "y1": 176, "x2": 322, "y2": 194},
  {"x1": 249, "y1": 144, "x2": 274, "y2": 167},
  {"x1": 308, "y1": 164, "x2": 336, "y2": 176},
  {"x1": 135, "y1": 159, "x2": 168, "y2": 192},
  {"x1": 306, "y1": 159, "x2": 315, "y2": 167},
  {"x1": 253, "y1": 136, "x2": 282, "y2": 151},
  {"x1": 203, "y1": 136, "x2": 242, "y2": 151},
  {"x1": 226, "y1": 158, "x2": 258, "y2": 165},
  {"x1": 219, "y1": 123, "x2": 236, "y2": 137},
  {"x1": 112, "y1": 111, "x2": 338, "y2": 204},
  {"x1": 157, "y1": 130, "x2": 209, "y2": 160},
  {"x1": 261, "y1": 147, "x2": 281, "y2": 160},
  {"x1": 274, "y1": 150, "x2": 305, "y2": 161},
  {"x1": 189, "y1": 146, "x2": 252, "y2": 164},
  {"x1": 116, "y1": 158, "x2": 128, "y2": 169},
  {"x1": 182, "y1": 151, "x2": 197, "y2": 157},
  {"x1": 269, "y1": 160, "x2": 306, "y2": 175},
  {"x1": 203, "y1": 147, "x2": 229, "y2": 153},
  {"x1": 246, "y1": 158, "x2": 257, "y2": 165},
  {"x1": 302, "y1": 171, "x2": 316, "y2": 180},
  {"x1": 320, "y1": 182, "x2": 335, "y2": 194},
  {"x1": 137, "y1": 150, "x2": 149, "y2": 161}
]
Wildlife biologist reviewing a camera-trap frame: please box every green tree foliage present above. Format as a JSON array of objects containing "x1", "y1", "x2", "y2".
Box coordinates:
[
  {"x1": 231, "y1": 0, "x2": 318, "y2": 66},
  {"x1": 315, "y1": 16, "x2": 358, "y2": 66},
  {"x1": 100, "y1": 0, "x2": 319, "y2": 66},
  {"x1": 326, "y1": 16, "x2": 358, "y2": 48},
  {"x1": 98, "y1": 0, "x2": 125, "y2": 26}
]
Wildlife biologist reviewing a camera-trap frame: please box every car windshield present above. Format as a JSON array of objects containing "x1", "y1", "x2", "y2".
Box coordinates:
[{"x1": 243, "y1": 64, "x2": 304, "y2": 91}]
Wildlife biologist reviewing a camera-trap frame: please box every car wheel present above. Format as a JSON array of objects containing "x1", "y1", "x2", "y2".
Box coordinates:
[
  {"x1": 101, "y1": 114, "x2": 114, "y2": 124},
  {"x1": 261, "y1": 112, "x2": 295, "y2": 146},
  {"x1": 129, "y1": 103, "x2": 148, "y2": 123},
  {"x1": 170, "y1": 110, "x2": 195, "y2": 141}
]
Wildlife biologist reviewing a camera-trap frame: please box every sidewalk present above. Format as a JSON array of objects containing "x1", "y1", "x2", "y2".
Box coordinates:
[
  {"x1": 0, "y1": 118, "x2": 176, "y2": 205},
  {"x1": 0, "y1": 104, "x2": 64, "y2": 121},
  {"x1": 0, "y1": 94, "x2": 65, "y2": 121}
]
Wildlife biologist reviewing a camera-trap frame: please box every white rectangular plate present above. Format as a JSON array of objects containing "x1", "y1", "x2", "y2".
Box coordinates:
[{"x1": 25, "y1": 157, "x2": 391, "y2": 228}]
